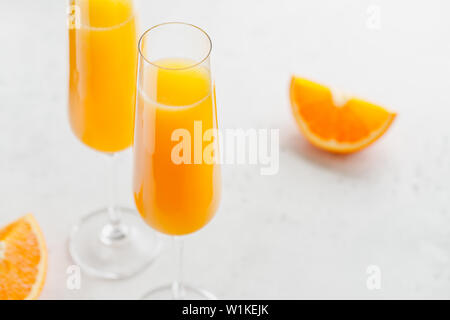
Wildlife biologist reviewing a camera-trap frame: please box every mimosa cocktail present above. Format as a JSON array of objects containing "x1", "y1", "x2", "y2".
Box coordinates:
[
  {"x1": 67, "y1": 0, "x2": 160, "y2": 280},
  {"x1": 133, "y1": 23, "x2": 221, "y2": 299},
  {"x1": 69, "y1": 0, "x2": 137, "y2": 152}
]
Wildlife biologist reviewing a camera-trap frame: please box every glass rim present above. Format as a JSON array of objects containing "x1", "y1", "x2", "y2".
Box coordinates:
[{"x1": 138, "y1": 22, "x2": 212, "y2": 71}]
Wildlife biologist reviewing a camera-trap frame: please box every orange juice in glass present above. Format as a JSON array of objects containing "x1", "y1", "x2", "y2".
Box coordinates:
[
  {"x1": 68, "y1": 0, "x2": 137, "y2": 152},
  {"x1": 134, "y1": 23, "x2": 221, "y2": 299},
  {"x1": 133, "y1": 58, "x2": 221, "y2": 235},
  {"x1": 67, "y1": 0, "x2": 160, "y2": 280}
]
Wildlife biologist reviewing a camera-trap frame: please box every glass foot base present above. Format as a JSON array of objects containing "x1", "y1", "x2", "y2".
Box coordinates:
[
  {"x1": 69, "y1": 207, "x2": 161, "y2": 279},
  {"x1": 142, "y1": 284, "x2": 217, "y2": 300}
]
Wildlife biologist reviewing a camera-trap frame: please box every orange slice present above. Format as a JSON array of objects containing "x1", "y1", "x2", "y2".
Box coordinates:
[
  {"x1": 290, "y1": 76, "x2": 396, "y2": 153},
  {"x1": 0, "y1": 214, "x2": 47, "y2": 300}
]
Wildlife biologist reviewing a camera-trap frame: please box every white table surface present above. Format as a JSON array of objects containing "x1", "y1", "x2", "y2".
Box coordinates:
[{"x1": 1, "y1": 0, "x2": 450, "y2": 299}]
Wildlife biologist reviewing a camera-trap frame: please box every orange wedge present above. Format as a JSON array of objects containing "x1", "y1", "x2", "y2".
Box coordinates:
[
  {"x1": 0, "y1": 214, "x2": 47, "y2": 300},
  {"x1": 290, "y1": 76, "x2": 396, "y2": 153}
]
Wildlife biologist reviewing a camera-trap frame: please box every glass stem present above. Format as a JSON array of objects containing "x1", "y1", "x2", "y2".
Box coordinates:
[
  {"x1": 107, "y1": 152, "x2": 120, "y2": 224},
  {"x1": 100, "y1": 153, "x2": 128, "y2": 244},
  {"x1": 172, "y1": 236, "x2": 184, "y2": 299}
]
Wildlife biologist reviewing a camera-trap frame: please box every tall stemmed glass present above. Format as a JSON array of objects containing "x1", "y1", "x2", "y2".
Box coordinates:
[
  {"x1": 133, "y1": 22, "x2": 221, "y2": 299},
  {"x1": 67, "y1": 0, "x2": 160, "y2": 279}
]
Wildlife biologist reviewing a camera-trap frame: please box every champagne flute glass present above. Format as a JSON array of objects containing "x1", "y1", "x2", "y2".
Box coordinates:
[
  {"x1": 67, "y1": 0, "x2": 160, "y2": 279},
  {"x1": 133, "y1": 22, "x2": 221, "y2": 299}
]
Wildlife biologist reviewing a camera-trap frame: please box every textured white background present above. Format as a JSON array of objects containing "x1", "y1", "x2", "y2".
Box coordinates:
[{"x1": 1, "y1": 0, "x2": 450, "y2": 299}]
